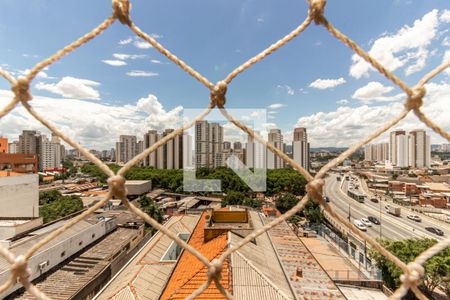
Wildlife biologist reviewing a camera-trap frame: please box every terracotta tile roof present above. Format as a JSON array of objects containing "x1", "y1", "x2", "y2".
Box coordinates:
[{"x1": 160, "y1": 213, "x2": 230, "y2": 300}]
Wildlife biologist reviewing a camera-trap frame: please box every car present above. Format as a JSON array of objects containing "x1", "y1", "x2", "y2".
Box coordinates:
[
  {"x1": 425, "y1": 227, "x2": 444, "y2": 236},
  {"x1": 370, "y1": 198, "x2": 379, "y2": 203},
  {"x1": 385, "y1": 204, "x2": 390, "y2": 210},
  {"x1": 353, "y1": 220, "x2": 367, "y2": 231},
  {"x1": 360, "y1": 218, "x2": 372, "y2": 227},
  {"x1": 407, "y1": 214, "x2": 422, "y2": 222},
  {"x1": 323, "y1": 196, "x2": 330, "y2": 203},
  {"x1": 368, "y1": 216, "x2": 380, "y2": 225}
]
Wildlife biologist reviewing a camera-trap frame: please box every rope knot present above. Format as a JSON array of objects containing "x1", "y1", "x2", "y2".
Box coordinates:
[
  {"x1": 11, "y1": 255, "x2": 31, "y2": 282},
  {"x1": 210, "y1": 81, "x2": 227, "y2": 107},
  {"x1": 405, "y1": 87, "x2": 426, "y2": 110},
  {"x1": 107, "y1": 175, "x2": 127, "y2": 199},
  {"x1": 207, "y1": 259, "x2": 223, "y2": 281},
  {"x1": 306, "y1": 178, "x2": 325, "y2": 202},
  {"x1": 11, "y1": 78, "x2": 32, "y2": 102},
  {"x1": 309, "y1": 0, "x2": 327, "y2": 25},
  {"x1": 112, "y1": 0, "x2": 131, "y2": 26},
  {"x1": 400, "y1": 262, "x2": 424, "y2": 288}
]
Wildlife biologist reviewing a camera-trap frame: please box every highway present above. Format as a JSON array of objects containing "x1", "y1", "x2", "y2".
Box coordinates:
[{"x1": 324, "y1": 173, "x2": 450, "y2": 241}]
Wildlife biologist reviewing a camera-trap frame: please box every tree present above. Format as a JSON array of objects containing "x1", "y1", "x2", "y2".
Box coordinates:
[
  {"x1": 276, "y1": 193, "x2": 298, "y2": 214},
  {"x1": 303, "y1": 201, "x2": 324, "y2": 224},
  {"x1": 370, "y1": 238, "x2": 450, "y2": 297},
  {"x1": 222, "y1": 191, "x2": 261, "y2": 209},
  {"x1": 40, "y1": 195, "x2": 83, "y2": 223},
  {"x1": 138, "y1": 196, "x2": 163, "y2": 231},
  {"x1": 39, "y1": 190, "x2": 62, "y2": 205}
]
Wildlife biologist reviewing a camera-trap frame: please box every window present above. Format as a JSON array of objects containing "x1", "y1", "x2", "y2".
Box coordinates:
[{"x1": 161, "y1": 233, "x2": 190, "y2": 261}]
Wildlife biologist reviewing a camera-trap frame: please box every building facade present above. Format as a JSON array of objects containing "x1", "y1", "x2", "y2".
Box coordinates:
[
  {"x1": 267, "y1": 129, "x2": 284, "y2": 169},
  {"x1": 115, "y1": 135, "x2": 137, "y2": 164},
  {"x1": 292, "y1": 127, "x2": 309, "y2": 171},
  {"x1": 195, "y1": 121, "x2": 223, "y2": 168},
  {"x1": 0, "y1": 137, "x2": 7, "y2": 153}
]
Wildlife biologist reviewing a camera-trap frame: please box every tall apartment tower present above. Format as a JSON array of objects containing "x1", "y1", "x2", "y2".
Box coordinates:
[
  {"x1": 143, "y1": 129, "x2": 184, "y2": 169},
  {"x1": 408, "y1": 129, "x2": 430, "y2": 168},
  {"x1": 195, "y1": 121, "x2": 223, "y2": 168},
  {"x1": 389, "y1": 130, "x2": 406, "y2": 166},
  {"x1": 144, "y1": 130, "x2": 158, "y2": 167},
  {"x1": 267, "y1": 129, "x2": 284, "y2": 169},
  {"x1": 292, "y1": 127, "x2": 309, "y2": 171},
  {"x1": 38, "y1": 134, "x2": 62, "y2": 170},
  {"x1": 18, "y1": 130, "x2": 40, "y2": 154},
  {"x1": 364, "y1": 143, "x2": 389, "y2": 162},
  {"x1": 116, "y1": 135, "x2": 137, "y2": 164}
]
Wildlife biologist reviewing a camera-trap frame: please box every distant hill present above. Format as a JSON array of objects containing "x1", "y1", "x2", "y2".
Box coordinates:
[{"x1": 310, "y1": 147, "x2": 348, "y2": 153}]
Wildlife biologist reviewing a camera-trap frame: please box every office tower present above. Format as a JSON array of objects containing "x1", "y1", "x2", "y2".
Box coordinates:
[
  {"x1": 116, "y1": 135, "x2": 137, "y2": 164},
  {"x1": 408, "y1": 129, "x2": 430, "y2": 168},
  {"x1": 267, "y1": 129, "x2": 284, "y2": 169},
  {"x1": 195, "y1": 121, "x2": 223, "y2": 168},
  {"x1": 292, "y1": 127, "x2": 309, "y2": 171}
]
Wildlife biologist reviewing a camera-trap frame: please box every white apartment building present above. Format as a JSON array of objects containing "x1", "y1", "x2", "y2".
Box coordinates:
[
  {"x1": 246, "y1": 132, "x2": 266, "y2": 169},
  {"x1": 364, "y1": 143, "x2": 389, "y2": 162},
  {"x1": 292, "y1": 127, "x2": 309, "y2": 171},
  {"x1": 267, "y1": 129, "x2": 284, "y2": 169},
  {"x1": 115, "y1": 135, "x2": 137, "y2": 164},
  {"x1": 389, "y1": 129, "x2": 431, "y2": 168},
  {"x1": 143, "y1": 129, "x2": 184, "y2": 169}
]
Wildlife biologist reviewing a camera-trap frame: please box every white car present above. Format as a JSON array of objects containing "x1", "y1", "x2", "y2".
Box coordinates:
[
  {"x1": 353, "y1": 220, "x2": 367, "y2": 231},
  {"x1": 407, "y1": 214, "x2": 422, "y2": 222},
  {"x1": 360, "y1": 218, "x2": 372, "y2": 227}
]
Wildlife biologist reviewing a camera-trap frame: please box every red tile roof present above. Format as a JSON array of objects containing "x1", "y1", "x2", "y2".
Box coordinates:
[{"x1": 160, "y1": 213, "x2": 231, "y2": 299}]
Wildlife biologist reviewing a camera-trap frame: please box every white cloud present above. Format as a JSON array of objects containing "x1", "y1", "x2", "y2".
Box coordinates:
[
  {"x1": 351, "y1": 81, "x2": 403, "y2": 103},
  {"x1": 267, "y1": 103, "x2": 286, "y2": 109},
  {"x1": 276, "y1": 84, "x2": 294, "y2": 95},
  {"x1": 257, "y1": 17, "x2": 264, "y2": 23},
  {"x1": 151, "y1": 59, "x2": 164, "y2": 64},
  {"x1": 309, "y1": 77, "x2": 346, "y2": 89},
  {"x1": 35, "y1": 76, "x2": 100, "y2": 100},
  {"x1": 0, "y1": 90, "x2": 183, "y2": 149},
  {"x1": 112, "y1": 53, "x2": 146, "y2": 60},
  {"x1": 337, "y1": 99, "x2": 349, "y2": 105},
  {"x1": 350, "y1": 9, "x2": 442, "y2": 78},
  {"x1": 440, "y1": 9, "x2": 450, "y2": 23},
  {"x1": 119, "y1": 37, "x2": 133, "y2": 45},
  {"x1": 296, "y1": 81, "x2": 450, "y2": 147},
  {"x1": 126, "y1": 70, "x2": 159, "y2": 77},
  {"x1": 102, "y1": 60, "x2": 127, "y2": 66},
  {"x1": 19, "y1": 69, "x2": 55, "y2": 79},
  {"x1": 443, "y1": 50, "x2": 450, "y2": 75},
  {"x1": 150, "y1": 33, "x2": 163, "y2": 39},
  {"x1": 133, "y1": 39, "x2": 152, "y2": 49}
]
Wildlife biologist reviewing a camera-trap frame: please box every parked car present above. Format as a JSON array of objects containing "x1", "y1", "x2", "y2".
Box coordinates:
[
  {"x1": 353, "y1": 220, "x2": 367, "y2": 231},
  {"x1": 323, "y1": 196, "x2": 330, "y2": 203},
  {"x1": 368, "y1": 216, "x2": 380, "y2": 225},
  {"x1": 360, "y1": 218, "x2": 372, "y2": 227},
  {"x1": 370, "y1": 198, "x2": 379, "y2": 203},
  {"x1": 425, "y1": 227, "x2": 444, "y2": 236},
  {"x1": 407, "y1": 214, "x2": 422, "y2": 222}
]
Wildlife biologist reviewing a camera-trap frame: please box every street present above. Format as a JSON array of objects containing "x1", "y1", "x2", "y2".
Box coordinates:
[{"x1": 325, "y1": 173, "x2": 450, "y2": 241}]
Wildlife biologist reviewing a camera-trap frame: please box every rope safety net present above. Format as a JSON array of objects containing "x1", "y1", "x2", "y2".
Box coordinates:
[{"x1": 0, "y1": 0, "x2": 449, "y2": 299}]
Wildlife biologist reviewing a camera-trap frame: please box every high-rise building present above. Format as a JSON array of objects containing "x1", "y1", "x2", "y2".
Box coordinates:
[
  {"x1": 292, "y1": 127, "x2": 309, "y2": 171},
  {"x1": 8, "y1": 141, "x2": 19, "y2": 154},
  {"x1": 246, "y1": 133, "x2": 266, "y2": 169},
  {"x1": 267, "y1": 129, "x2": 284, "y2": 169},
  {"x1": 396, "y1": 134, "x2": 409, "y2": 168},
  {"x1": 115, "y1": 135, "x2": 137, "y2": 164},
  {"x1": 0, "y1": 137, "x2": 7, "y2": 153},
  {"x1": 143, "y1": 129, "x2": 184, "y2": 169},
  {"x1": 195, "y1": 121, "x2": 223, "y2": 168},
  {"x1": 364, "y1": 143, "x2": 389, "y2": 162},
  {"x1": 18, "y1": 130, "x2": 40, "y2": 155},
  {"x1": 39, "y1": 135, "x2": 62, "y2": 170},
  {"x1": 389, "y1": 130, "x2": 406, "y2": 166},
  {"x1": 408, "y1": 129, "x2": 430, "y2": 168},
  {"x1": 223, "y1": 141, "x2": 231, "y2": 151}
]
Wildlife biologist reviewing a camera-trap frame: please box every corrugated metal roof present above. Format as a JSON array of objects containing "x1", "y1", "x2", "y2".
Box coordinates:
[{"x1": 96, "y1": 215, "x2": 199, "y2": 300}]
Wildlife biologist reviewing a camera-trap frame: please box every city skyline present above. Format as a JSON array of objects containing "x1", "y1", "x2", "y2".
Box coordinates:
[{"x1": 0, "y1": 1, "x2": 449, "y2": 149}]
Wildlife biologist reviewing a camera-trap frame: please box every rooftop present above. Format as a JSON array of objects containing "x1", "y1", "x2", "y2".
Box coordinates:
[{"x1": 0, "y1": 170, "x2": 22, "y2": 177}]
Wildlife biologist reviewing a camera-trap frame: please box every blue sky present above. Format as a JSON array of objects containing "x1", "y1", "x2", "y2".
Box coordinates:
[{"x1": 0, "y1": 0, "x2": 449, "y2": 149}]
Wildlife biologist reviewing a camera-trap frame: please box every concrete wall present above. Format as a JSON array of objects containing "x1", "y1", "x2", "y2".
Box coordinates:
[
  {"x1": 0, "y1": 218, "x2": 43, "y2": 241},
  {"x1": 0, "y1": 174, "x2": 39, "y2": 218},
  {"x1": 0, "y1": 218, "x2": 117, "y2": 298}
]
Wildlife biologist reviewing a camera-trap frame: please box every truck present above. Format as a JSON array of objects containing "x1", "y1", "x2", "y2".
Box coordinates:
[{"x1": 387, "y1": 206, "x2": 401, "y2": 217}]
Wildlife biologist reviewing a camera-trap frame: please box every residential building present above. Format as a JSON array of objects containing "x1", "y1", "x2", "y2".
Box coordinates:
[
  {"x1": 195, "y1": 121, "x2": 223, "y2": 168},
  {"x1": 408, "y1": 129, "x2": 430, "y2": 168},
  {"x1": 267, "y1": 129, "x2": 284, "y2": 169},
  {"x1": 292, "y1": 127, "x2": 309, "y2": 171},
  {"x1": 246, "y1": 133, "x2": 266, "y2": 169},
  {"x1": 389, "y1": 130, "x2": 406, "y2": 166},
  {"x1": 39, "y1": 135, "x2": 62, "y2": 171},
  {"x1": 18, "y1": 130, "x2": 40, "y2": 155},
  {"x1": 143, "y1": 129, "x2": 184, "y2": 169},
  {"x1": 0, "y1": 153, "x2": 38, "y2": 173},
  {"x1": 8, "y1": 141, "x2": 19, "y2": 154},
  {"x1": 364, "y1": 143, "x2": 389, "y2": 162},
  {"x1": 0, "y1": 137, "x2": 7, "y2": 153},
  {"x1": 96, "y1": 209, "x2": 346, "y2": 300},
  {"x1": 115, "y1": 135, "x2": 137, "y2": 164}
]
